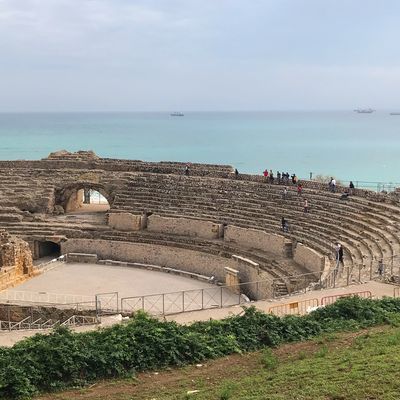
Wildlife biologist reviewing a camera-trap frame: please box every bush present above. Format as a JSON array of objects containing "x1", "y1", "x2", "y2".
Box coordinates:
[{"x1": 1, "y1": 297, "x2": 400, "y2": 399}]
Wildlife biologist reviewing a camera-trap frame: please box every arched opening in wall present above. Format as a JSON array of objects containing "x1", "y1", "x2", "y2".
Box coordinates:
[
  {"x1": 66, "y1": 188, "x2": 110, "y2": 213},
  {"x1": 37, "y1": 241, "x2": 61, "y2": 259}
]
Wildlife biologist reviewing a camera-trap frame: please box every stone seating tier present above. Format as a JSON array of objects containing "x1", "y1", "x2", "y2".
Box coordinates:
[{"x1": 0, "y1": 153, "x2": 399, "y2": 289}]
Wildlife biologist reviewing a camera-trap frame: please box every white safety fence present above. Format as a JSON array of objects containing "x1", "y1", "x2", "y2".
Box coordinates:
[{"x1": 0, "y1": 290, "x2": 94, "y2": 306}]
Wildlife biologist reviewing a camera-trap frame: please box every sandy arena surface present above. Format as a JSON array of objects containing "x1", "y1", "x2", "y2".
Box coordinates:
[{"x1": 7, "y1": 262, "x2": 217, "y2": 298}]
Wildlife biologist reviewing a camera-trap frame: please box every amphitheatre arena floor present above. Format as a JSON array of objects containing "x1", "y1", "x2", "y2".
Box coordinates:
[{"x1": 6, "y1": 262, "x2": 220, "y2": 298}]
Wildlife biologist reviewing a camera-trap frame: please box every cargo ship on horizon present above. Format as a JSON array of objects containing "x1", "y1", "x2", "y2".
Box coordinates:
[{"x1": 354, "y1": 108, "x2": 375, "y2": 113}]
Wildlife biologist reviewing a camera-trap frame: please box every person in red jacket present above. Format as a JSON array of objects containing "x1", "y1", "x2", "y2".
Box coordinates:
[{"x1": 297, "y1": 183, "x2": 303, "y2": 196}]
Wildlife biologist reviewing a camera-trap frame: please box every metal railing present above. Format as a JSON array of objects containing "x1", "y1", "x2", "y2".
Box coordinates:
[
  {"x1": 95, "y1": 292, "x2": 119, "y2": 315},
  {"x1": 35, "y1": 255, "x2": 66, "y2": 272},
  {"x1": 0, "y1": 314, "x2": 99, "y2": 331},
  {"x1": 268, "y1": 289, "x2": 376, "y2": 317},
  {"x1": 0, "y1": 290, "x2": 94, "y2": 305},
  {"x1": 339, "y1": 180, "x2": 400, "y2": 193},
  {"x1": 269, "y1": 298, "x2": 319, "y2": 316},
  {"x1": 61, "y1": 315, "x2": 99, "y2": 326},
  {"x1": 121, "y1": 285, "x2": 247, "y2": 316},
  {"x1": 120, "y1": 271, "x2": 326, "y2": 316},
  {"x1": 321, "y1": 291, "x2": 372, "y2": 306}
]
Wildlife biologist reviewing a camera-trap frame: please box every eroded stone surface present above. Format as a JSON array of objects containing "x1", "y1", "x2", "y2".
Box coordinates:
[{"x1": 0, "y1": 229, "x2": 34, "y2": 290}]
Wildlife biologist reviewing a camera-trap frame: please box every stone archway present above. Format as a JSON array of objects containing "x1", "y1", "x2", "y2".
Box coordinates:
[{"x1": 55, "y1": 183, "x2": 113, "y2": 214}]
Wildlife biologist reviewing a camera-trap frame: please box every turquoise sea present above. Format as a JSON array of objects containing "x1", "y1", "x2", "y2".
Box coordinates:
[{"x1": 0, "y1": 111, "x2": 399, "y2": 184}]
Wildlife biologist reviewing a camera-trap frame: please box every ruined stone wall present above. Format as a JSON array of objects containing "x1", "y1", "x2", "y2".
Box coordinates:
[
  {"x1": 61, "y1": 238, "x2": 238, "y2": 282},
  {"x1": 224, "y1": 225, "x2": 288, "y2": 257},
  {"x1": 0, "y1": 230, "x2": 34, "y2": 290},
  {"x1": 108, "y1": 213, "x2": 143, "y2": 231},
  {"x1": 0, "y1": 149, "x2": 234, "y2": 177},
  {"x1": 147, "y1": 215, "x2": 223, "y2": 239},
  {"x1": 293, "y1": 243, "x2": 325, "y2": 274},
  {"x1": 65, "y1": 189, "x2": 84, "y2": 212},
  {"x1": 231, "y1": 255, "x2": 273, "y2": 299}
]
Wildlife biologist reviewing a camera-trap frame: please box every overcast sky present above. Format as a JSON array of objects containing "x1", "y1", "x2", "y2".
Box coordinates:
[{"x1": 1, "y1": 0, "x2": 399, "y2": 111}]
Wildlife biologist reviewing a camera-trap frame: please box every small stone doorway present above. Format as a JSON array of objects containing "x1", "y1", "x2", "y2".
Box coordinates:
[{"x1": 37, "y1": 241, "x2": 61, "y2": 259}]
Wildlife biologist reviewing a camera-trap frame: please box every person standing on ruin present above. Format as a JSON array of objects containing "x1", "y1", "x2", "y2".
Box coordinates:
[
  {"x1": 378, "y1": 259, "x2": 384, "y2": 276},
  {"x1": 349, "y1": 181, "x2": 355, "y2": 195},
  {"x1": 338, "y1": 243, "x2": 344, "y2": 265},
  {"x1": 263, "y1": 169, "x2": 269, "y2": 181},
  {"x1": 281, "y1": 217, "x2": 288, "y2": 232},
  {"x1": 297, "y1": 183, "x2": 303, "y2": 196},
  {"x1": 83, "y1": 188, "x2": 91, "y2": 204},
  {"x1": 277, "y1": 171, "x2": 281, "y2": 184},
  {"x1": 269, "y1": 169, "x2": 274, "y2": 183},
  {"x1": 234, "y1": 168, "x2": 239, "y2": 179},
  {"x1": 283, "y1": 186, "x2": 288, "y2": 200},
  {"x1": 334, "y1": 243, "x2": 343, "y2": 275},
  {"x1": 185, "y1": 165, "x2": 190, "y2": 176},
  {"x1": 331, "y1": 178, "x2": 336, "y2": 192},
  {"x1": 303, "y1": 198, "x2": 309, "y2": 213}
]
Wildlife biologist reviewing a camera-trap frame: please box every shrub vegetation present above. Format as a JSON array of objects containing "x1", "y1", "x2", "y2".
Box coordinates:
[{"x1": 1, "y1": 296, "x2": 400, "y2": 399}]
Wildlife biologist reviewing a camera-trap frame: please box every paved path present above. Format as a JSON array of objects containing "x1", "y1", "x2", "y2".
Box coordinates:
[{"x1": 165, "y1": 280, "x2": 398, "y2": 324}]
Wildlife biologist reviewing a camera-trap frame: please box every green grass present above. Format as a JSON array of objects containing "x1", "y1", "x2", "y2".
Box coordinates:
[
  {"x1": 37, "y1": 325, "x2": 400, "y2": 400},
  {"x1": 187, "y1": 327, "x2": 400, "y2": 400}
]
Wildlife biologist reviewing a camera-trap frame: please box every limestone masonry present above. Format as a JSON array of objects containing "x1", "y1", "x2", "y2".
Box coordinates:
[
  {"x1": 0, "y1": 150, "x2": 399, "y2": 295},
  {"x1": 0, "y1": 229, "x2": 34, "y2": 290}
]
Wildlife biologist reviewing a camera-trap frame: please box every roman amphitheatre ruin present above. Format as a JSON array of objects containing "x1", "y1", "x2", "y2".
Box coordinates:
[{"x1": 1, "y1": 150, "x2": 400, "y2": 334}]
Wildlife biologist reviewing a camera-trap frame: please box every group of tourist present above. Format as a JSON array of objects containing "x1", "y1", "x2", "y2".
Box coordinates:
[{"x1": 263, "y1": 169, "x2": 298, "y2": 185}]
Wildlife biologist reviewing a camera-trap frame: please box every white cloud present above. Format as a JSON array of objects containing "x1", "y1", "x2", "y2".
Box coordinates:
[{"x1": 0, "y1": 0, "x2": 400, "y2": 110}]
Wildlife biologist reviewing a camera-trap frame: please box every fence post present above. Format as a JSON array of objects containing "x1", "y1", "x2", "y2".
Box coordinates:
[
  {"x1": 201, "y1": 289, "x2": 204, "y2": 310},
  {"x1": 346, "y1": 266, "x2": 350, "y2": 286},
  {"x1": 182, "y1": 292, "x2": 185, "y2": 312},
  {"x1": 95, "y1": 295, "x2": 99, "y2": 318},
  {"x1": 359, "y1": 265, "x2": 361, "y2": 283},
  {"x1": 162, "y1": 294, "x2": 165, "y2": 315},
  {"x1": 220, "y1": 287, "x2": 223, "y2": 308},
  {"x1": 142, "y1": 296, "x2": 144, "y2": 311},
  {"x1": 333, "y1": 269, "x2": 336, "y2": 288}
]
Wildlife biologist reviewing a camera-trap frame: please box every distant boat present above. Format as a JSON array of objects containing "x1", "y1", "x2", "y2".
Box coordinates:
[
  {"x1": 354, "y1": 108, "x2": 375, "y2": 114},
  {"x1": 390, "y1": 112, "x2": 400, "y2": 115},
  {"x1": 170, "y1": 112, "x2": 184, "y2": 117}
]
